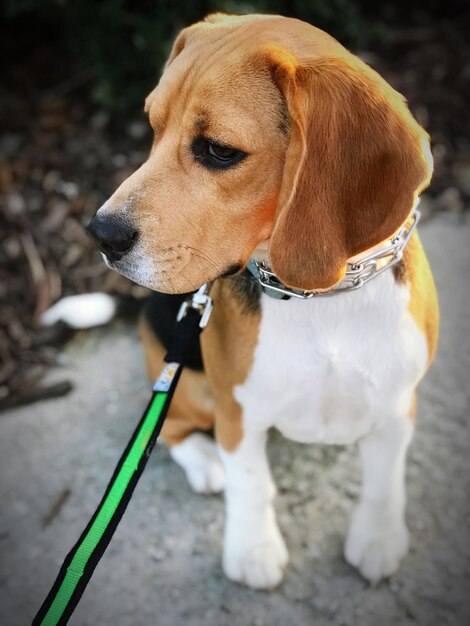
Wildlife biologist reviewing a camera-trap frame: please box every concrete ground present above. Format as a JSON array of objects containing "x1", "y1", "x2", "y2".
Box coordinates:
[{"x1": 1, "y1": 212, "x2": 469, "y2": 626}]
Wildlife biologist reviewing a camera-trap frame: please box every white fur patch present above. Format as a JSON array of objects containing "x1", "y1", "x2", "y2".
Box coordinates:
[
  {"x1": 344, "y1": 417, "x2": 413, "y2": 582},
  {"x1": 223, "y1": 508, "x2": 288, "y2": 589},
  {"x1": 219, "y1": 432, "x2": 288, "y2": 589},
  {"x1": 235, "y1": 272, "x2": 427, "y2": 445},
  {"x1": 106, "y1": 248, "x2": 158, "y2": 291},
  {"x1": 170, "y1": 433, "x2": 225, "y2": 494},
  {"x1": 221, "y1": 270, "x2": 428, "y2": 587}
]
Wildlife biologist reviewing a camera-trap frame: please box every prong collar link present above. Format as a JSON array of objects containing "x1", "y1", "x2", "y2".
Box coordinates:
[{"x1": 250, "y1": 210, "x2": 420, "y2": 300}]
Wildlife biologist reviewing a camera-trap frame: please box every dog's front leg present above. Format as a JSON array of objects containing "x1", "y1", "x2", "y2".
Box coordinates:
[
  {"x1": 345, "y1": 415, "x2": 413, "y2": 583},
  {"x1": 219, "y1": 428, "x2": 288, "y2": 589}
]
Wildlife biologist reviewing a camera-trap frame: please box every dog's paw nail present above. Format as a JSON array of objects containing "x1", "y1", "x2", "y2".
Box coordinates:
[{"x1": 170, "y1": 433, "x2": 225, "y2": 494}]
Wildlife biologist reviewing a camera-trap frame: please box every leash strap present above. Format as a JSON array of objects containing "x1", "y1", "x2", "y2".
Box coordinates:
[{"x1": 32, "y1": 295, "x2": 209, "y2": 626}]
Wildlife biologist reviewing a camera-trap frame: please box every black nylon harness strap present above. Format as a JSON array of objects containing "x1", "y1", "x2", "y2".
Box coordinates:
[{"x1": 164, "y1": 308, "x2": 205, "y2": 365}]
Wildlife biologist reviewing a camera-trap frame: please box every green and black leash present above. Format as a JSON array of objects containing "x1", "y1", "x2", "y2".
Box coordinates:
[{"x1": 32, "y1": 285, "x2": 213, "y2": 626}]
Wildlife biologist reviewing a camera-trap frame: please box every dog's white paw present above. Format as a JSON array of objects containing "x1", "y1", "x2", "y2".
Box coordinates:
[
  {"x1": 169, "y1": 433, "x2": 225, "y2": 494},
  {"x1": 223, "y1": 513, "x2": 288, "y2": 589},
  {"x1": 345, "y1": 503, "x2": 409, "y2": 583}
]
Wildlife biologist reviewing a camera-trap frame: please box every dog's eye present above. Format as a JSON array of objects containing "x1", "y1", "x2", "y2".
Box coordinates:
[
  {"x1": 207, "y1": 143, "x2": 237, "y2": 161},
  {"x1": 191, "y1": 137, "x2": 247, "y2": 170}
]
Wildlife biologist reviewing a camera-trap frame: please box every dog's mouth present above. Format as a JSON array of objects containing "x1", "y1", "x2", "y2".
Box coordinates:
[
  {"x1": 103, "y1": 245, "x2": 248, "y2": 294},
  {"x1": 101, "y1": 252, "x2": 114, "y2": 269}
]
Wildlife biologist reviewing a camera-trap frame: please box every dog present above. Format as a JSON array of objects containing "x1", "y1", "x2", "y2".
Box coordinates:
[{"x1": 87, "y1": 13, "x2": 439, "y2": 588}]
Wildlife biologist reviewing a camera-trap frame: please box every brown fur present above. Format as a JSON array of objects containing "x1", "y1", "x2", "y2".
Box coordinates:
[
  {"x1": 266, "y1": 52, "x2": 432, "y2": 290},
  {"x1": 111, "y1": 14, "x2": 436, "y2": 449},
  {"x1": 103, "y1": 14, "x2": 431, "y2": 295},
  {"x1": 139, "y1": 314, "x2": 214, "y2": 446},
  {"x1": 408, "y1": 391, "x2": 417, "y2": 423},
  {"x1": 394, "y1": 232, "x2": 439, "y2": 365},
  {"x1": 139, "y1": 275, "x2": 260, "y2": 452},
  {"x1": 201, "y1": 279, "x2": 261, "y2": 452}
]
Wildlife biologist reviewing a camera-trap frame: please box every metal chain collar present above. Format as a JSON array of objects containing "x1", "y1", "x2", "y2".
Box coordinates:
[{"x1": 248, "y1": 210, "x2": 420, "y2": 300}]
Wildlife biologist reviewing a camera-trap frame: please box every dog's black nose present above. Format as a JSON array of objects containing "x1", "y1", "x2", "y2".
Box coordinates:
[{"x1": 87, "y1": 214, "x2": 138, "y2": 260}]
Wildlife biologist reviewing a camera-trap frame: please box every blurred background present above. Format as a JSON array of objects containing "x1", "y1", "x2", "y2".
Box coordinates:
[
  {"x1": 0, "y1": 0, "x2": 468, "y2": 408},
  {"x1": 1, "y1": 3, "x2": 469, "y2": 626}
]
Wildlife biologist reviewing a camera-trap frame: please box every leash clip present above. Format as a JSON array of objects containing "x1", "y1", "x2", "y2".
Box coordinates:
[{"x1": 177, "y1": 282, "x2": 213, "y2": 328}]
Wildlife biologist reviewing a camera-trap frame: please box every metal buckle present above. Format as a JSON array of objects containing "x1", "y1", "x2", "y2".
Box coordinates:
[{"x1": 177, "y1": 283, "x2": 213, "y2": 328}]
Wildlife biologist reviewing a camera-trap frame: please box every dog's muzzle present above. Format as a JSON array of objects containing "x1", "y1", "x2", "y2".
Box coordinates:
[{"x1": 87, "y1": 213, "x2": 138, "y2": 262}]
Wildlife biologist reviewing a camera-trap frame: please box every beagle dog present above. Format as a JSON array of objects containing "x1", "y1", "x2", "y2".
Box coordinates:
[{"x1": 88, "y1": 14, "x2": 439, "y2": 588}]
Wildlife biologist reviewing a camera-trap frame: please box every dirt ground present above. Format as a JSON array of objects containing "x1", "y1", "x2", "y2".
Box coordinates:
[{"x1": 0, "y1": 212, "x2": 469, "y2": 626}]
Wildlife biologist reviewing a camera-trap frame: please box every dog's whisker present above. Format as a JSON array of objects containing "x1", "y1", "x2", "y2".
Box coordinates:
[
  {"x1": 186, "y1": 245, "x2": 221, "y2": 266},
  {"x1": 186, "y1": 246, "x2": 223, "y2": 273},
  {"x1": 167, "y1": 274, "x2": 177, "y2": 293},
  {"x1": 185, "y1": 215, "x2": 204, "y2": 238},
  {"x1": 188, "y1": 250, "x2": 218, "y2": 271},
  {"x1": 180, "y1": 271, "x2": 195, "y2": 291},
  {"x1": 187, "y1": 249, "x2": 207, "y2": 276}
]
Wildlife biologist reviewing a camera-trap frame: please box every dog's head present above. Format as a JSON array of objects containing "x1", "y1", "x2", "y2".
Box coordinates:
[{"x1": 88, "y1": 14, "x2": 432, "y2": 293}]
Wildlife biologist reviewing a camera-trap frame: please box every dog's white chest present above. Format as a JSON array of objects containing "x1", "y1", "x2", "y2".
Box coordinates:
[{"x1": 234, "y1": 274, "x2": 427, "y2": 445}]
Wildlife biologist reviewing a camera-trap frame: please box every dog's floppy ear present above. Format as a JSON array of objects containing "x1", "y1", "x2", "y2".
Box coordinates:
[{"x1": 267, "y1": 49, "x2": 433, "y2": 290}]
